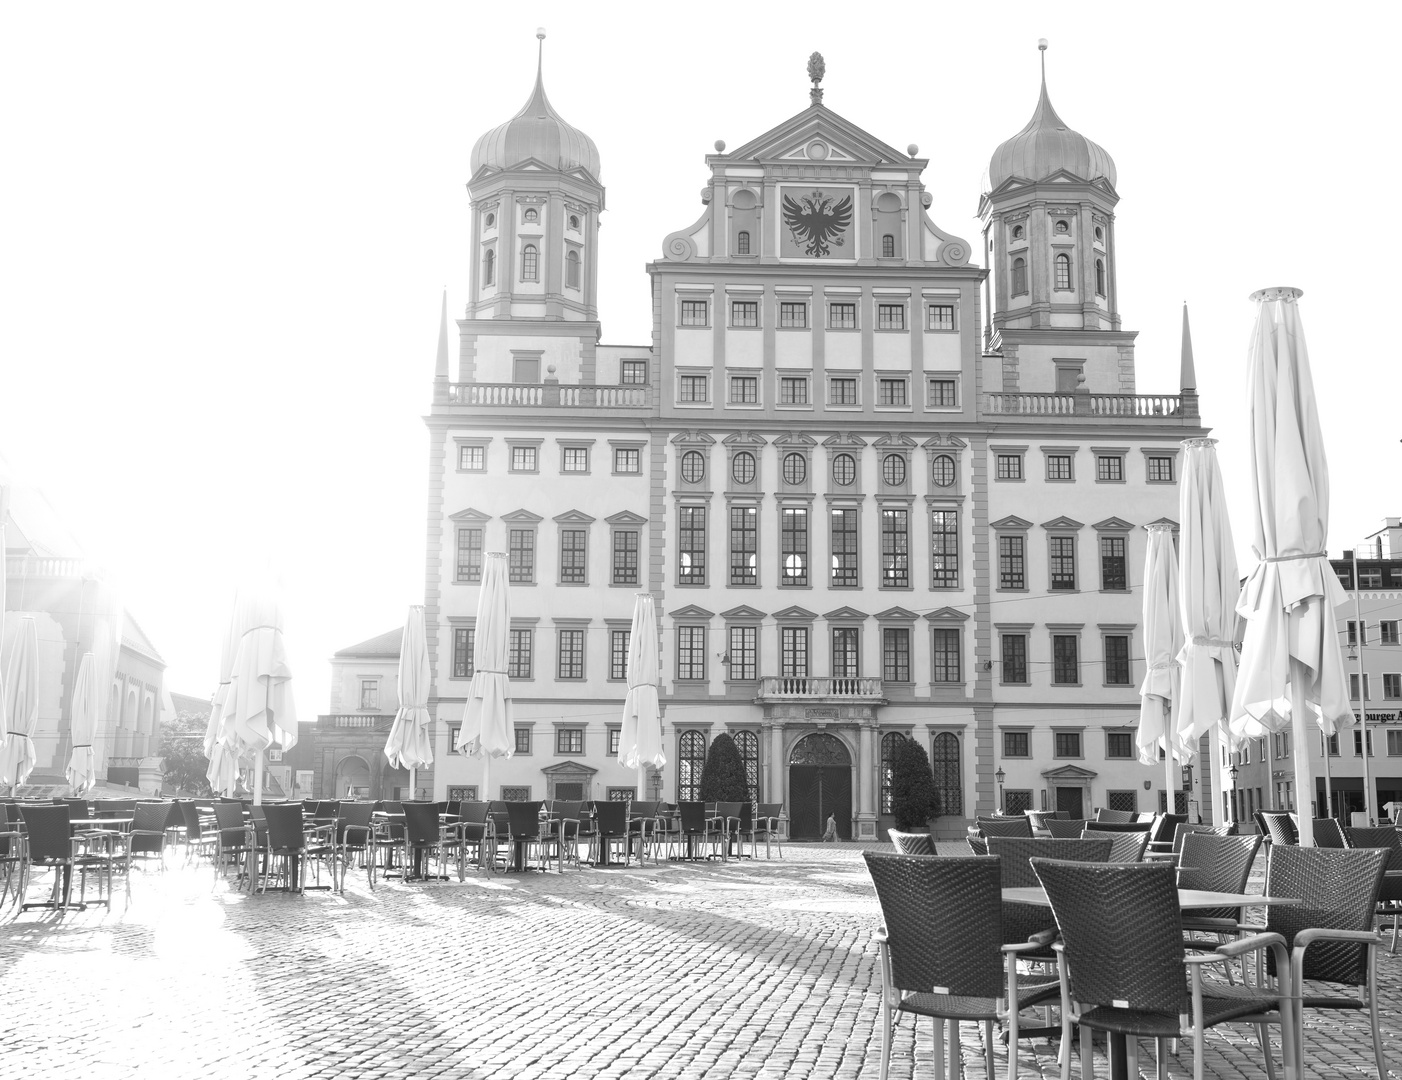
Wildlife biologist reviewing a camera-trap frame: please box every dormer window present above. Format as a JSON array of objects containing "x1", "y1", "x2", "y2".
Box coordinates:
[
  {"x1": 522, "y1": 244, "x2": 539, "y2": 282},
  {"x1": 1055, "y1": 253, "x2": 1072, "y2": 290},
  {"x1": 1054, "y1": 219, "x2": 1070, "y2": 234},
  {"x1": 523, "y1": 207, "x2": 538, "y2": 224},
  {"x1": 736, "y1": 230, "x2": 750, "y2": 255},
  {"x1": 881, "y1": 234, "x2": 895, "y2": 258}
]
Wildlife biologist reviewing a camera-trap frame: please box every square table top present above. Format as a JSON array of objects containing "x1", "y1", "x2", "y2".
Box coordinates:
[{"x1": 1002, "y1": 886, "x2": 1301, "y2": 908}]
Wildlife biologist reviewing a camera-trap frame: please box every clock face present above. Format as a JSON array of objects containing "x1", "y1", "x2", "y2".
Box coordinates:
[{"x1": 779, "y1": 185, "x2": 856, "y2": 260}]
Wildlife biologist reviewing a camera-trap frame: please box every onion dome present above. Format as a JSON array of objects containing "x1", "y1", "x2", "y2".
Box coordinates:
[
  {"x1": 470, "y1": 35, "x2": 601, "y2": 180},
  {"x1": 985, "y1": 59, "x2": 1115, "y2": 192}
]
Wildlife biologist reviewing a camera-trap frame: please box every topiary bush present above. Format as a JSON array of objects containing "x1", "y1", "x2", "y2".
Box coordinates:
[
  {"x1": 890, "y1": 738, "x2": 937, "y2": 830},
  {"x1": 698, "y1": 732, "x2": 750, "y2": 802}
]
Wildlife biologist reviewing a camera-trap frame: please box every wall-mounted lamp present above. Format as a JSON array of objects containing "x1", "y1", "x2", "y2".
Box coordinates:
[
  {"x1": 718, "y1": 653, "x2": 730, "y2": 666},
  {"x1": 983, "y1": 661, "x2": 994, "y2": 671}
]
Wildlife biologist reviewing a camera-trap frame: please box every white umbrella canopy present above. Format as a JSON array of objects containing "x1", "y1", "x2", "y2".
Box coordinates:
[
  {"x1": 0, "y1": 519, "x2": 8, "y2": 741},
  {"x1": 1230, "y1": 289, "x2": 1351, "y2": 843},
  {"x1": 618, "y1": 593, "x2": 664, "y2": 798},
  {"x1": 218, "y1": 576, "x2": 296, "y2": 803},
  {"x1": 66, "y1": 652, "x2": 98, "y2": 794},
  {"x1": 1, "y1": 616, "x2": 39, "y2": 790},
  {"x1": 456, "y1": 552, "x2": 514, "y2": 799},
  {"x1": 385, "y1": 605, "x2": 432, "y2": 795},
  {"x1": 205, "y1": 585, "x2": 247, "y2": 771},
  {"x1": 1139, "y1": 524, "x2": 1185, "y2": 805},
  {"x1": 1176, "y1": 438, "x2": 1242, "y2": 824}
]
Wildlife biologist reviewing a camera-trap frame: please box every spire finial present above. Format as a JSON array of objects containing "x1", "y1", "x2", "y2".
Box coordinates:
[
  {"x1": 1038, "y1": 38, "x2": 1048, "y2": 85},
  {"x1": 808, "y1": 52, "x2": 825, "y2": 105},
  {"x1": 1179, "y1": 301, "x2": 1197, "y2": 393}
]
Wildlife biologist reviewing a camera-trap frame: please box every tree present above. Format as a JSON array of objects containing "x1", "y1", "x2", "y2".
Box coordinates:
[
  {"x1": 889, "y1": 738, "x2": 937, "y2": 830},
  {"x1": 697, "y1": 732, "x2": 750, "y2": 802},
  {"x1": 161, "y1": 710, "x2": 213, "y2": 796}
]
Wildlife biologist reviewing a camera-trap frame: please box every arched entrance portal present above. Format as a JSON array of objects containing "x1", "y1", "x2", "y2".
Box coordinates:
[
  {"x1": 788, "y1": 733, "x2": 852, "y2": 840},
  {"x1": 335, "y1": 755, "x2": 371, "y2": 799}
]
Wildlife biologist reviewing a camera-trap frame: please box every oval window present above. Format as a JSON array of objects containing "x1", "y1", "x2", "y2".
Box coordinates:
[
  {"x1": 1094, "y1": 226, "x2": 1104, "y2": 241},
  {"x1": 782, "y1": 453, "x2": 807, "y2": 485},
  {"x1": 569, "y1": 215, "x2": 580, "y2": 230},
  {"x1": 882, "y1": 454, "x2": 906, "y2": 486},
  {"x1": 732, "y1": 452, "x2": 756, "y2": 485},
  {"x1": 931, "y1": 455, "x2": 956, "y2": 487},
  {"x1": 832, "y1": 453, "x2": 856, "y2": 486},
  {"x1": 1054, "y1": 219, "x2": 1069, "y2": 234},
  {"x1": 681, "y1": 450, "x2": 705, "y2": 483},
  {"x1": 485, "y1": 212, "x2": 495, "y2": 228},
  {"x1": 1012, "y1": 225, "x2": 1023, "y2": 240},
  {"x1": 523, "y1": 207, "x2": 538, "y2": 223}
]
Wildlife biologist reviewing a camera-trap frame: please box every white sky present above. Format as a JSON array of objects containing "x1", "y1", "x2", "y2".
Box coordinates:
[{"x1": 2, "y1": 2, "x2": 1397, "y2": 725}]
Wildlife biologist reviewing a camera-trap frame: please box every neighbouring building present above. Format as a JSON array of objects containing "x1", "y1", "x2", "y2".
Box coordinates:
[{"x1": 423, "y1": 45, "x2": 1209, "y2": 839}]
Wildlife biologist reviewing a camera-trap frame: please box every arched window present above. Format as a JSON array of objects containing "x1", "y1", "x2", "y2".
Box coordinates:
[
  {"x1": 678, "y1": 730, "x2": 707, "y2": 801},
  {"x1": 1011, "y1": 257, "x2": 1027, "y2": 296},
  {"x1": 483, "y1": 248, "x2": 495, "y2": 286},
  {"x1": 521, "y1": 244, "x2": 538, "y2": 282},
  {"x1": 930, "y1": 732, "x2": 962, "y2": 817},
  {"x1": 736, "y1": 231, "x2": 750, "y2": 255},
  {"x1": 880, "y1": 731, "x2": 906, "y2": 814},
  {"x1": 882, "y1": 234, "x2": 895, "y2": 258},
  {"x1": 1095, "y1": 259, "x2": 1106, "y2": 297},
  {"x1": 1055, "y1": 253, "x2": 1071, "y2": 290},
  {"x1": 734, "y1": 730, "x2": 760, "y2": 799},
  {"x1": 523, "y1": 207, "x2": 538, "y2": 223},
  {"x1": 566, "y1": 249, "x2": 580, "y2": 288}
]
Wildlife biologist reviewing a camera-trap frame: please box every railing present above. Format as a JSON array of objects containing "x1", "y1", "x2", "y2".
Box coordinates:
[
  {"x1": 446, "y1": 382, "x2": 649, "y2": 409},
  {"x1": 5, "y1": 555, "x2": 86, "y2": 578},
  {"x1": 319, "y1": 714, "x2": 390, "y2": 728},
  {"x1": 757, "y1": 676, "x2": 885, "y2": 700},
  {"x1": 984, "y1": 391, "x2": 1194, "y2": 418}
]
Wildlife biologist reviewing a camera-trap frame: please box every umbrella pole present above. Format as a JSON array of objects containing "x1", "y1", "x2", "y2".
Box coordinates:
[
  {"x1": 1164, "y1": 716, "x2": 1177, "y2": 814},
  {"x1": 1322, "y1": 741, "x2": 1334, "y2": 819},
  {"x1": 253, "y1": 750, "x2": 264, "y2": 807},
  {"x1": 482, "y1": 755, "x2": 491, "y2": 804},
  {"x1": 1290, "y1": 658, "x2": 1314, "y2": 846},
  {"x1": 409, "y1": 766, "x2": 417, "y2": 801},
  {"x1": 637, "y1": 764, "x2": 646, "y2": 802},
  {"x1": 1208, "y1": 727, "x2": 1224, "y2": 827}
]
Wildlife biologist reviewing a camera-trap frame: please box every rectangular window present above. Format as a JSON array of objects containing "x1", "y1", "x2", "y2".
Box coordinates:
[
  {"x1": 1388, "y1": 730, "x2": 1402, "y2": 756},
  {"x1": 779, "y1": 301, "x2": 807, "y2": 328},
  {"x1": 882, "y1": 628, "x2": 911, "y2": 682},
  {"x1": 729, "y1": 375, "x2": 759, "y2": 404},
  {"x1": 831, "y1": 508, "x2": 859, "y2": 586},
  {"x1": 1381, "y1": 621, "x2": 1400, "y2": 645},
  {"x1": 998, "y1": 535, "x2": 1026, "y2": 590},
  {"x1": 927, "y1": 378, "x2": 957, "y2": 408},
  {"x1": 1052, "y1": 635, "x2": 1079, "y2": 684},
  {"x1": 1146, "y1": 456, "x2": 1175, "y2": 482},
  {"x1": 458, "y1": 445, "x2": 485, "y2": 471},
  {"x1": 779, "y1": 376, "x2": 809, "y2": 405},
  {"x1": 727, "y1": 626, "x2": 757, "y2": 681},
  {"x1": 612, "y1": 530, "x2": 639, "y2": 585},
  {"x1": 1350, "y1": 673, "x2": 1371, "y2": 700},
  {"x1": 452, "y1": 628, "x2": 475, "y2": 679},
  {"x1": 780, "y1": 627, "x2": 809, "y2": 677},
  {"x1": 780, "y1": 507, "x2": 809, "y2": 586},
  {"x1": 513, "y1": 356, "x2": 540, "y2": 383},
  {"x1": 515, "y1": 727, "x2": 532, "y2": 754},
  {"x1": 1004, "y1": 790, "x2": 1033, "y2": 815},
  {"x1": 1100, "y1": 536, "x2": 1127, "y2": 590},
  {"x1": 559, "y1": 529, "x2": 587, "y2": 584},
  {"x1": 1360, "y1": 568, "x2": 1383, "y2": 588},
  {"x1": 501, "y1": 786, "x2": 531, "y2": 802},
  {"x1": 1106, "y1": 731, "x2": 1134, "y2": 759},
  {"x1": 729, "y1": 506, "x2": 757, "y2": 586},
  {"x1": 556, "y1": 728, "x2": 584, "y2": 754},
  {"x1": 620, "y1": 359, "x2": 647, "y2": 385},
  {"x1": 610, "y1": 630, "x2": 629, "y2": 681},
  {"x1": 1385, "y1": 673, "x2": 1402, "y2": 699},
  {"x1": 1354, "y1": 729, "x2": 1375, "y2": 756},
  {"x1": 880, "y1": 509, "x2": 909, "y2": 588},
  {"x1": 678, "y1": 506, "x2": 706, "y2": 585},
  {"x1": 508, "y1": 529, "x2": 535, "y2": 583},
  {"x1": 1097, "y1": 455, "x2": 1124, "y2": 481},
  {"x1": 613, "y1": 447, "x2": 640, "y2": 474},
  {"x1": 730, "y1": 300, "x2": 759, "y2": 327},
  {"x1": 1106, "y1": 790, "x2": 1138, "y2": 814},
  {"x1": 877, "y1": 304, "x2": 905, "y2": 330},
  {"x1": 829, "y1": 377, "x2": 858, "y2": 406},
  {"x1": 930, "y1": 511, "x2": 958, "y2": 588},
  {"x1": 831, "y1": 628, "x2": 860, "y2": 678},
  {"x1": 1348, "y1": 621, "x2": 1366, "y2": 646},
  {"x1": 1049, "y1": 537, "x2": 1077, "y2": 590},
  {"x1": 680, "y1": 299, "x2": 708, "y2": 326},
  {"x1": 1054, "y1": 731, "x2": 1082, "y2": 757},
  {"x1": 877, "y1": 378, "x2": 907, "y2": 406},
  {"x1": 608, "y1": 728, "x2": 621, "y2": 756},
  {"x1": 1001, "y1": 634, "x2": 1028, "y2": 683},
  {"x1": 510, "y1": 446, "x2": 537, "y2": 472},
  {"x1": 561, "y1": 447, "x2": 589, "y2": 473},
  {"x1": 676, "y1": 626, "x2": 706, "y2": 681},
  {"x1": 829, "y1": 302, "x2": 856, "y2": 329},
  {"x1": 678, "y1": 375, "x2": 709, "y2": 403},
  {"x1": 456, "y1": 527, "x2": 483, "y2": 583},
  {"x1": 557, "y1": 629, "x2": 584, "y2": 679},
  {"x1": 931, "y1": 628, "x2": 960, "y2": 683},
  {"x1": 360, "y1": 680, "x2": 377, "y2": 711},
  {"x1": 1045, "y1": 454, "x2": 1073, "y2": 481},
  {"x1": 996, "y1": 454, "x2": 1023, "y2": 480},
  {"x1": 1003, "y1": 731, "x2": 1029, "y2": 757},
  {"x1": 927, "y1": 304, "x2": 955, "y2": 331},
  {"x1": 508, "y1": 629, "x2": 533, "y2": 679},
  {"x1": 1104, "y1": 635, "x2": 1131, "y2": 685}
]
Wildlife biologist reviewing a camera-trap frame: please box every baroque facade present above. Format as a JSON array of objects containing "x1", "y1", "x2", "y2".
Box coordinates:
[{"x1": 424, "y1": 47, "x2": 1209, "y2": 839}]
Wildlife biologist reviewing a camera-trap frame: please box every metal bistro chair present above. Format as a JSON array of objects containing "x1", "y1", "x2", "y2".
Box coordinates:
[
  {"x1": 177, "y1": 801, "x2": 219, "y2": 867},
  {"x1": 677, "y1": 801, "x2": 717, "y2": 861},
  {"x1": 121, "y1": 802, "x2": 174, "y2": 897},
  {"x1": 649, "y1": 803, "x2": 681, "y2": 861},
  {"x1": 626, "y1": 800, "x2": 659, "y2": 864},
  {"x1": 863, "y1": 851, "x2": 1061, "y2": 1080},
  {"x1": 547, "y1": 800, "x2": 585, "y2": 870},
  {"x1": 589, "y1": 801, "x2": 632, "y2": 868},
  {"x1": 334, "y1": 802, "x2": 377, "y2": 891},
  {"x1": 1345, "y1": 825, "x2": 1402, "y2": 952},
  {"x1": 887, "y1": 829, "x2": 936, "y2": 856},
  {"x1": 1032, "y1": 857, "x2": 1296, "y2": 1080},
  {"x1": 20, "y1": 804, "x2": 114, "y2": 912},
  {"x1": 253, "y1": 803, "x2": 311, "y2": 894},
  {"x1": 211, "y1": 802, "x2": 252, "y2": 886},
  {"x1": 501, "y1": 801, "x2": 550, "y2": 871},
  {"x1": 752, "y1": 803, "x2": 784, "y2": 859},
  {"x1": 715, "y1": 801, "x2": 749, "y2": 860}
]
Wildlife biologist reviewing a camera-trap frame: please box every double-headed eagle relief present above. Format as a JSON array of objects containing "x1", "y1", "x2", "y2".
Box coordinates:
[{"x1": 781, "y1": 189, "x2": 853, "y2": 258}]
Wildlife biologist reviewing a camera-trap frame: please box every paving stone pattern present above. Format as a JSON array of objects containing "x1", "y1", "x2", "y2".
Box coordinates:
[{"x1": 0, "y1": 840, "x2": 1395, "y2": 1079}]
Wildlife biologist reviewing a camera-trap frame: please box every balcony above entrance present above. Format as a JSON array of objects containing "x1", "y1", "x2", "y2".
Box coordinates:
[{"x1": 757, "y1": 676, "x2": 885, "y2": 704}]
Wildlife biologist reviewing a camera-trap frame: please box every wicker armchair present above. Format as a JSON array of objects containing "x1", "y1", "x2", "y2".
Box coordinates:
[
  {"x1": 986, "y1": 837, "x2": 1113, "y2": 961},
  {"x1": 1045, "y1": 818, "x2": 1087, "y2": 839},
  {"x1": 1344, "y1": 826, "x2": 1402, "y2": 952},
  {"x1": 20, "y1": 804, "x2": 113, "y2": 911},
  {"x1": 1172, "y1": 822, "x2": 1233, "y2": 853},
  {"x1": 1309, "y1": 817, "x2": 1348, "y2": 848},
  {"x1": 1094, "y1": 808, "x2": 1136, "y2": 823},
  {"x1": 1081, "y1": 824, "x2": 1151, "y2": 863},
  {"x1": 1255, "y1": 810, "x2": 1298, "y2": 846},
  {"x1": 1032, "y1": 857, "x2": 1296, "y2": 1080},
  {"x1": 863, "y1": 852, "x2": 1060, "y2": 1080},
  {"x1": 887, "y1": 829, "x2": 935, "y2": 856},
  {"x1": 966, "y1": 836, "x2": 988, "y2": 856},
  {"x1": 1177, "y1": 832, "x2": 1263, "y2": 979},
  {"x1": 211, "y1": 802, "x2": 252, "y2": 884},
  {"x1": 977, "y1": 815, "x2": 1034, "y2": 839}
]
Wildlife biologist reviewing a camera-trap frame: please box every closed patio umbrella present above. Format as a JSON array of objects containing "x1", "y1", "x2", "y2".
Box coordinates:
[
  {"x1": 2, "y1": 616, "x2": 39, "y2": 791},
  {"x1": 618, "y1": 593, "x2": 664, "y2": 799},
  {"x1": 219, "y1": 577, "x2": 296, "y2": 805},
  {"x1": 1138, "y1": 523, "x2": 1184, "y2": 806},
  {"x1": 1230, "y1": 288, "x2": 1352, "y2": 845},
  {"x1": 205, "y1": 586, "x2": 247, "y2": 792},
  {"x1": 457, "y1": 552, "x2": 513, "y2": 800},
  {"x1": 0, "y1": 516, "x2": 8, "y2": 742},
  {"x1": 384, "y1": 605, "x2": 432, "y2": 799},
  {"x1": 1176, "y1": 437, "x2": 1242, "y2": 825},
  {"x1": 66, "y1": 652, "x2": 97, "y2": 794}
]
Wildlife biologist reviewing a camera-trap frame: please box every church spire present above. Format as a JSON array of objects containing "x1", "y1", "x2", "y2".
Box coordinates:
[
  {"x1": 433, "y1": 289, "x2": 450, "y2": 399},
  {"x1": 1180, "y1": 302, "x2": 1196, "y2": 392}
]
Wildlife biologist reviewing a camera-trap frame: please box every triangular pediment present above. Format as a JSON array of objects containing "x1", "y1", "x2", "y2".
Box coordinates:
[
  {"x1": 667, "y1": 605, "x2": 715, "y2": 620},
  {"x1": 1040, "y1": 516, "x2": 1085, "y2": 531},
  {"x1": 541, "y1": 760, "x2": 599, "y2": 776},
  {"x1": 552, "y1": 509, "x2": 596, "y2": 524},
  {"x1": 872, "y1": 432, "x2": 917, "y2": 449},
  {"x1": 448, "y1": 506, "x2": 490, "y2": 523},
  {"x1": 604, "y1": 510, "x2": 647, "y2": 526},
  {"x1": 924, "y1": 606, "x2": 971, "y2": 623},
  {"x1": 727, "y1": 104, "x2": 915, "y2": 169},
  {"x1": 822, "y1": 432, "x2": 868, "y2": 448},
  {"x1": 823, "y1": 606, "x2": 869, "y2": 621},
  {"x1": 874, "y1": 606, "x2": 919, "y2": 622},
  {"x1": 1144, "y1": 517, "x2": 1179, "y2": 531},
  {"x1": 1093, "y1": 516, "x2": 1135, "y2": 533},
  {"x1": 720, "y1": 605, "x2": 766, "y2": 620},
  {"x1": 991, "y1": 515, "x2": 1033, "y2": 530},
  {"x1": 1040, "y1": 764, "x2": 1099, "y2": 780},
  {"x1": 771, "y1": 605, "x2": 818, "y2": 622},
  {"x1": 773, "y1": 431, "x2": 817, "y2": 448},
  {"x1": 501, "y1": 508, "x2": 544, "y2": 523},
  {"x1": 722, "y1": 431, "x2": 768, "y2": 447}
]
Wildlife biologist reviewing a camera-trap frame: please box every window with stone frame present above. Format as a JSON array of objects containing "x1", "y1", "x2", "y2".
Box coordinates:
[
  {"x1": 731, "y1": 300, "x2": 759, "y2": 328},
  {"x1": 1003, "y1": 789, "x2": 1032, "y2": 815},
  {"x1": 1103, "y1": 634, "x2": 1131, "y2": 685},
  {"x1": 508, "y1": 629, "x2": 533, "y2": 679},
  {"x1": 780, "y1": 626, "x2": 809, "y2": 678},
  {"x1": 556, "y1": 728, "x2": 584, "y2": 754},
  {"x1": 1001, "y1": 634, "x2": 1028, "y2": 684},
  {"x1": 1049, "y1": 536, "x2": 1077, "y2": 590},
  {"x1": 927, "y1": 304, "x2": 955, "y2": 331},
  {"x1": 620, "y1": 360, "x2": 647, "y2": 385},
  {"x1": 996, "y1": 453, "x2": 1023, "y2": 480},
  {"x1": 930, "y1": 732, "x2": 962, "y2": 817},
  {"x1": 612, "y1": 529, "x2": 639, "y2": 585},
  {"x1": 556, "y1": 629, "x2": 584, "y2": 680},
  {"x1": 730, "y1": 506, "x2": 758, "y2": 586},
  {"x1": 930, "y1": 511, "x2": 958, "y2": 588},
  {"x1": 1106, "y1": 731, "x2": 1134, "y2": 759},
  {"x1": 831, "y1": 508, "x2": 859, "y2": 586},
  {"x1": 677, "y1": 506, "x2": 706, "y2": 585},
  {"x1": 829, "y1": 377, "x2": 858, "y2": 406},
  {"x1": 458, "y1": 444, "x2": 486, "y2": 471},
  {"x1": 456, "y1": 527, "x2": 483, "y2": 583},
  {"x1": 880, "y1": 731, "x2": 905, "y2": 813},
  {"x1": 734, "y1": 730, "x2": 759, "y2": 799},
  {"x1": 680, "y1": 299, "x2": 708, "y2": 326},
  {"x1": 1052, "y1": 635, "x2": 1080, "y2": 684},
  {"x1": 676, "y1": 626, "x2": 706, "y2": 681},
  {"x1": 1054, "y1": 730, "x2": 1082, "y2": 757},
  {"x1": 677, "y1": 730, "x2": 706, "y2": 801},
  {"x1": 727, "y1": 625, "x2": 757, "y2": 681},
  {"x1": 882, "y1": 628, "x2": 911, "y2": 683},
  {"x1": 729, "y1": 375, "x2": 759, "y2": 404},
  {"x1": 508, "y1": 528, "x2": 535, "y2": 583},
  {"x1": 832, "y1": 628, "x2": 860, "y2": 679},
  {"x1": 452, "y1": 628, "x2": 475, "y2": 679},
  {"x1": 877, "y1": 304, "x2": 906, "y2": 331},
  {"x1": 609, "y1": 629, "x2": 629, "y2": 681},
  {"x1": 877, "y1": 378, "x2": 908, "y2": 406},
  {"x1": 1146, "y1": 456, "x2": 1175, "y2": 482},
  {"x1": 779, "y1": 302, "x2": 807, "y2": 328},
  {"x1": 880, "y1": 509, "x2": 909, "y2": 588},
  {"x1": 779, "y1": 376, "x2": 809, "y2": 404},
  {"x1": 829, "y1": 302, "x2": 857, "y2": 329},
  {"x1": 514, "y1": 726, "x2": 532, "y2": 754},
  {"x1": 1002, "y1": 730, "x2": 1029, "y2": 758},
  {"x1": 999, "y1": 535, "x2": 1026, "y2": 590},
  {"x1": 931, "y1": 628, "x2": 960, "y2": 684},
  {"x1": 613, "y1": 447, "x2": 641, "y2": 474},
  {"x1": 1100, "y1": 536, "x2": 1127, "y2": 590},
  {"x1": 559, "y1": 529, "x2": 587, "y2": 585},
  {"x1": 780, "y1": 506, "x2": 808, "y2": 586}
]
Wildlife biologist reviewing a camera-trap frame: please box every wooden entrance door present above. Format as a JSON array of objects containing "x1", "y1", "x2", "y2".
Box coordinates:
[
  {"x1": 788, "y1": 733, "x2": 853, "y2": 839},
  {"x1": 1055, "y1": 786, "x2": 1083, "y2": 818}
]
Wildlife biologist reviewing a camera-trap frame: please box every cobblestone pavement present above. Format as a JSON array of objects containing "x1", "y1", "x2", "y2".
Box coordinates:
[{"x1": 0, "y1": 840, "x2": 1396, "y2": 1079}]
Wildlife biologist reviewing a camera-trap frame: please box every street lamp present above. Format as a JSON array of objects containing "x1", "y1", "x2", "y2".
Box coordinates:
[
  {"x1": 995, "y1": 767, "x2": 1006, "y2": 813},
  {"x1": 1181, "y1": 762, "x2": 1194, "y2": 821},
  {"x1": 1228, "y1": 762, "x2": 1239, "y2": 827}
]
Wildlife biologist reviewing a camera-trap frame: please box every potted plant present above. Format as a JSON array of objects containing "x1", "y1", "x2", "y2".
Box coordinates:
[{"x1": 889, "y1": 738, "x2": 937, "y2": 833}]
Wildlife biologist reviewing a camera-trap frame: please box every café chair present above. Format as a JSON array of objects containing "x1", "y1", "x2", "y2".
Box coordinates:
[
  {"x1": 335, "y1": 802, "x2": 378, "y2": 891},
  {"x1": 887, "y1": 829, "x2": 935, "y2": 856},
  {"x1": 1044, "y1": 818, "x2": 1088, "y2": 839},
  {"x1": 211, "y1": 802, "x2": 252, "y2": 886},
  {"x1": 1310, "y1": 818, "x2": 1348, "y2": 848},
  {"x1": 752, "y1": 803, "x2": 784, "y2": 859},
  {"x1": 677, "y1": 801, "x2": 717, "y2": 861},
  {"x1": 19, "y1": 804, "x2": 113, "y2": 911},
  {"x1": 549, "y1": 800, "x2": 585, "y2": 870},
  {"x1": 589, "y1": 801, "x2": 632, "y2": 868},
  {"x1": 977, "y1": 815, "x2": 1034, "y2": 839},
  {"x1": 1094, "y1": 808, "x2": 1136, "y2": 824},
  {"x1": 1255, "y1": 810, "x2": 1299, "y2": 847},
  {"x1": 1176, "y1": 832, "x2": 1263, "y2": 983},
  {"x1": 966, "y1": 836, "x2": 988, "y2": 856},
  {"x1": 1344, "y1": 825, "x2": 1402, "y2": 952},
  {"x1": 714, "y1": 801, "x2": 745, "y2": 860},
  {"x1": 402, "y1": 802, "x2": 455, "y2": 880},
  {"x1": 122, "y1": 802, "x2": 173, "y2": 897}
]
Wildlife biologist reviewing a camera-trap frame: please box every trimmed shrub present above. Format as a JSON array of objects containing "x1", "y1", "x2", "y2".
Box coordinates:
[
  {"x1": 698, "y1": 733, "x2": 750, "y2": 802},
  {"x1": 890, "y1": 738, "x2": 937, "y2": 830}
]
